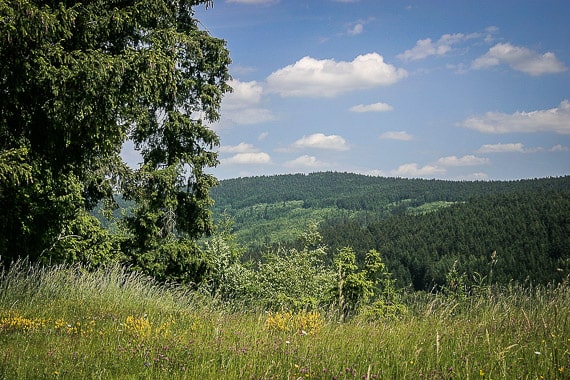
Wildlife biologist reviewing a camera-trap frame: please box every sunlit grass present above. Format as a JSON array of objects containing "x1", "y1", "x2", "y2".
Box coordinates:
[{"x1": 1, "y1": 261, "x2": 568, "y2": 379}]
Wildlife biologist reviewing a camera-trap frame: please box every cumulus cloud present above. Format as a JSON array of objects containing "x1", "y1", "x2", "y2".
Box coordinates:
[
  {"x1": 266, "y1": 53, "x2": 407, "y2": 97},
  {"x1": 390, "y1": 163, "x2": 445, "y2": 177},
  {"x1": 292, "y1": 133, "x2": 350, "y2": 151},
  {"x1": 550, "y1": 144, "x2": 569, "y2": 152},
  {"x1": 460, "y1": 100, "x2": 570, "y2": 134},
  {"x1": 221, "y1": 79, "x2": 275, "y2": 125},
  {"x1": 222, "y1": 152, "x2": 271, "y2": 165},
  {"x1": 476, "y1": 142, "x2": 569, "y2": 154},
  {"x1": 436, "y1": 155, "x2": 490, "y2": 166},
  {"x1": 349, "y1": 102, "x2": 394, "y2": 113},
  {"x1": 398, "y1": 33, "x2": 478, "y2": 61},
  {"x1": 224, "y1": 79, "x2": 263, "y2": 109},
  {"x1": 390, "y1": 155, "x2": 491, "y2": 178},
  {"x1": 284, "y1": 155, "x2": 327, "y2": 168},
  {"x1": 476, "y1": 143, "x2": 525, "y2": 153},
  {"x1": 219, "y1": 143, "x2": 259, "y2": 154},
  {"x1": 472, "y1": 43, "x2": 567, "y2": 76},
  {"x1": 379, "y1": 131, "x2": 413, "y2": 141}
]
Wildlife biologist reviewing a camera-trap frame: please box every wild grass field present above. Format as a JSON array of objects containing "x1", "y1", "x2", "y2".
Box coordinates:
[{"x1": 1, "y1": 261, "x2": 568, "y2": 379}]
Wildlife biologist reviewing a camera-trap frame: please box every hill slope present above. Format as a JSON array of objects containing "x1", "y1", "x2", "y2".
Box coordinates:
[
  {"x1": 210, "y1": 172, "x2": 570, "y2": 288},
  {"x1": 210, "y1": 172, "x2": 569, "y2": 244}
]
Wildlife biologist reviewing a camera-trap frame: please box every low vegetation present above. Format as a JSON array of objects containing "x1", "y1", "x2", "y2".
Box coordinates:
[{"x1": 1, "y1": 260, "x2": 568, "y2": 379}]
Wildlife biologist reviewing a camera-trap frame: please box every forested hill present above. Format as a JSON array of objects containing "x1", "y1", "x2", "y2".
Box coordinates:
[
  {"x1": 320, "y1": 189, "x2": 570, "y2": 289},
  {"x1": 211, "y1": 172, "x2": 569, "y2": 211},
  {"x1": 210, "y1": 172, "x2": 570, "y2": 289}
]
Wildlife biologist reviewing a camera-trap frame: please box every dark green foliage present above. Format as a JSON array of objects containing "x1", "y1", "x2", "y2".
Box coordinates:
[
  {"x1": 211, "y1": 173, "x2": 570, "y2": 251},
  {"x1": 321, "y1": 189, "x2": 570, "y2": 290},
  {"x1": 210, "y1": 173, "x2": 570, "y2": 290},
  {"x1": 43, "y1": 210, "x2": 124, "y2": 267},
  {"x1": 0, "y1": 0, "x2": 231, "y2": 281},
  {"x1": 211, "y1": 172, "x2": 570, "y2": 212},
  {"x1": 125, "y1": 237, "x2": 210, "y2": 285}
]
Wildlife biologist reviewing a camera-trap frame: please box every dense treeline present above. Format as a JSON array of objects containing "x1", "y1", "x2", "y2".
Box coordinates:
[
  {"x1": 211, "y1": 172, "x2": 570, "y2": 212},
  {"x1": 210, "y1": 173, "x2": 570, "y2": 289},
  {"x1": 320, "y1": 189, "x2": 570, "y2": 290}
]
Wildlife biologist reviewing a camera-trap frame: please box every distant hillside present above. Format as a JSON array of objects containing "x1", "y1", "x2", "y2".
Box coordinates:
[
  {"x1": 211, "y1": 172, "x2": 569, "y2": 211},
  {"x1": 210, "y1": 172, "x2": 570, "y2": 249},
  {"x1": 322, "y1": 189, "x2": 569, "y2": 289},
  {"x1": 210, "y1": 173, "x2": 570, "y2": 289}
]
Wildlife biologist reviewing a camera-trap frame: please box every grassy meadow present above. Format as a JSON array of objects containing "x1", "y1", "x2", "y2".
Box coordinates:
[{"x1": 0, "y1": 261, "x2": 569, "y2": 379}]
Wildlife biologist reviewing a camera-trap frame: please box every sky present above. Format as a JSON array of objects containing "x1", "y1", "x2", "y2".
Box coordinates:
[{"x1": 184, "y1": 0, "x2": 570, "y2": 180}]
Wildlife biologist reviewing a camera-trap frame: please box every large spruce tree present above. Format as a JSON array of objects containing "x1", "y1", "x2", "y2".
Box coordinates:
[{"x1": 0, "y1": 0, "x2": 231, "y2": 280}]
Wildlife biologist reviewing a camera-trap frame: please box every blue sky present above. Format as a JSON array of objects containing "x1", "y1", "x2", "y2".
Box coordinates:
[{"x1": 189, "y1": 0, "x2": 570, "y2": 180}]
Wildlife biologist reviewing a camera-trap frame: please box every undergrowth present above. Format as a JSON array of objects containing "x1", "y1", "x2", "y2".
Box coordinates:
[{"x1": 0, "y1": 261, "x2": 568, "y2": 379}]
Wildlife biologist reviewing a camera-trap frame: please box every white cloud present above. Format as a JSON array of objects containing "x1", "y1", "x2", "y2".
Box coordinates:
[
  {"x1": 484, "y1": 26, "x2": 499, "y2": 43},
  {"x1": 343, "y1": 17, "x2": 374, "y2": 36},
  {"x1": 551, "y1": 144, "x2": 569, "y2": 152},
  {"x1": 460, "y1": 100, "x2": 570, "y2": 134},
  {"x1": 379, "y1": 131, "x2": 413, "y2": 141},
  {"x1": 266, "y1": 53, "x2": 407, "y2": 97},
  {"x1": 476, "y1": 142, "x2": 569, "y2": 154},
  {"x1": 390, "y1": 163, "x2": 445, "y2": 177},
  {"x1": 292, "y1": 133, "x2": 350, "y2": 151},
  {"x1": 219, "y1": 143, "x2": 259, "y2": 154},
  {"x1": 347, "y1": 23, "x2": 364, "y2": 36},
  {"x1": 436, "y1": 155, "x2": 490, "y2": 166},
  {"x1": 398, "y1": 38, "x2": 438, "y2": 61},
  {"x1": 472, "y1": 43, "x2": 567, "y2": 76},
  {"x1": 221, "y1": 79, "x2": 275, "y2": 125},
  {"x1": 389, "y1": 155, "x2": 491, "y2": 179},
  {"x1": 349, "y1": 102, "x2": 394, "y2": 113},
  {"x1": 222, "y1": 152, "x2": 271, "y2": 165},
  {"x1": 454, "y1": 172, "x2": 489, "y2": 181},
  {"x1": 398, "y1": 33, "x2": 478, "y2": 61},
  {"x1": 284, "y1": 155, "x2": 326, "y2": 168},
  {"x1": 359, "y1": 169, "x2": 386, "y2": 177},
  {"x1": 476, "y1": 143, "x2": 525, "y2": 153},
  {"x1": 224, "y1": 80, "x2": 263, "y2": 109}
]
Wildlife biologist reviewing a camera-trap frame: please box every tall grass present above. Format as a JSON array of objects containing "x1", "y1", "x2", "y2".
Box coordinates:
[{"x1": 1, "y1": 261, "x2": 568, "y2": 379}]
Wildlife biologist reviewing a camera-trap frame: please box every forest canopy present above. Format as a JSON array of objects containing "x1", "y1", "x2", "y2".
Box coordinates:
[{"x1": 210, "y1": 173, "x2": 570, "y2": 290}]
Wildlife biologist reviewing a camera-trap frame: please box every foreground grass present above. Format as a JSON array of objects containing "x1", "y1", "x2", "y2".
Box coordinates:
[{"x1": 0, "y1": 263, "x2": 568, "y2": 379}]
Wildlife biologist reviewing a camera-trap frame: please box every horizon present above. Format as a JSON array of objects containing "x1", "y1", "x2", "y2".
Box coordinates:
[{"x1": 213, "y1": 170, "x2": 570, "y2": 183}]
